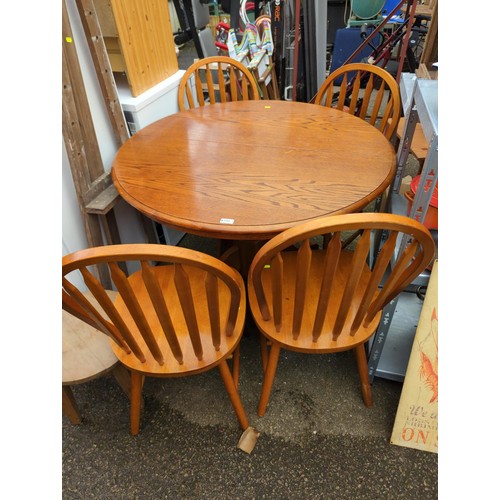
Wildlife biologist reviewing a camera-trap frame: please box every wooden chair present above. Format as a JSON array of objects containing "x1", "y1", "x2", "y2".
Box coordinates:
[
  {"x1": 177, "y1": 55, "x2": 260, "y2": 261},
  {"x1": 178, "y1": 55, "x2": 260, "y2": 111},
  {"x1": 63, "y1": 290, "x2": 131, "y2": 424},
  {"x1": 314, "y1": 63, "x2": 402, "y2": 141},
  {"x1": 247, "y1": 213, "x2": 435, "y2": 417},
  {"x1": 62, "y1": 244, "x2": 249, "y2": 435},
  {"x1": 316, "y1": 63, "x2": 402, "y2": 220}
]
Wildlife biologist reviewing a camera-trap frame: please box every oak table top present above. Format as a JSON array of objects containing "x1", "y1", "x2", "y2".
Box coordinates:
[{"x1": 112, "y1": 100, "x2": 396, "y2": 241}]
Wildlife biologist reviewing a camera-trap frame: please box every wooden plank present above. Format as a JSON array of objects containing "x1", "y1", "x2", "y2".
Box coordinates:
[
  {"x1": 63, "y1": 0, "x2": 113, "y2": 287},
  {"x1": 74, "y1": 0, "x2": 157, "y2": 245},
  {"x1": 85, "y1": 183, "x2": 120, "y2": 214},
  {"x1": 415, "y1": 64, "x2": 430, "y2": 79},
  {"x1": 63, "y1": 2, "x2": 104, "y2": 203},
  {"x1": 68, "y1": 0, "x2": 160, "y2": 246},
  {"x1": 83, "y1": 171, "x2": 114, "y2": 206},
  {"x1": 93, "y1": 0, "x2": 119, "y2": 36},
  {"x1": 75, "y1": 0, "x2": 130, "y2": 145},
  {"x1": 63, "y1": 3, "x2": 105, "y2": 184},
  {"x1": 109, "y1": 0, "x2": 179, "y2": 96},
  {"x1": 419, "y1": 0, "x2": 438, "y2": 69}
]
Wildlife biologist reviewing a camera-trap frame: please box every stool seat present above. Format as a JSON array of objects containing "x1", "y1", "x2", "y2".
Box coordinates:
[
  {"x1": 62, "y1": 309, "x2": 119, "y2": 385},
  {"x1": 62, "y1": 290, "x2": 130, "y2": 425}
]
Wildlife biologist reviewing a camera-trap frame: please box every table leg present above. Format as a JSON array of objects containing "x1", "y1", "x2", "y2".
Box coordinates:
[{"x1": 237, "y1": 240, "x2": 264, "y2": 279}]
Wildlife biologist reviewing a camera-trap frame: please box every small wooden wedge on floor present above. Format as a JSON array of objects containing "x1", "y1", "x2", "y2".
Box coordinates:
[{"x1": 237, "y1": 427, "x2": 260, "y2": 454}]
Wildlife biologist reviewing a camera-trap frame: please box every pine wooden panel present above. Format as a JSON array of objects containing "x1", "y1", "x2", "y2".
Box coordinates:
[{"x1": 109, "y1": 0, "x2": 179, "y2": 96}]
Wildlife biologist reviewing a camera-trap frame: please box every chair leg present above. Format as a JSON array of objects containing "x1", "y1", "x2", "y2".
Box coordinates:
[
  {"x1": 130, "y1": 371, "x2": 144, "y2": 435},
  {"x1": 218, "y1": 359, "x2": 249, "y2": 430},
  {"x1": 62, "y1": 385, "x2": 82, "y2": 424},
  {"x1": 257, "y1": 343, "x2": 281, "y2": 417},
  {"x1": 259, "y1": 334, "x2": 269, "y2": 372},
  {"x1": 322, "y1": 233, "x2": 332, "y2": 249},
  {"x1": 232, "y1": 345, "x2": 241, "y2": 390},
  {"x1": 219, "y1": 243, "x2": 241, "y2": 271},
  {"x1": 354, "y1": 344, "x2": 373, "y2": 407},
  {"x1": 111, "y1": 364, "x2": 131, "y2": 399}
]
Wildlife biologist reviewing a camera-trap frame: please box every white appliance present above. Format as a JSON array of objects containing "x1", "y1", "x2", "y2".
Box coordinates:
[{"x1": 115, "y1": 70, "x2": 185, "y2": 133}]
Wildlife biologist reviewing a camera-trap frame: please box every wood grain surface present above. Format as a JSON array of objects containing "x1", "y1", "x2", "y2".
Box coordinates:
[{"x1": 112, "y1": 100, "x2": 396, "y2": 240}]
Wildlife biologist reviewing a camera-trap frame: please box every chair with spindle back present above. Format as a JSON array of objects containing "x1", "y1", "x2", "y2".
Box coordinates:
[
  {"x1": 314, "y1": 63, "x2": 401, "y2": 142},
  {"x1": 178, "y1": 55, "x2": 260, "y2": 111},
  {"x1": 178, "y1": 56, "x2": 261, "y2": 262},
  {"x1": 62, "y1": 244, "x2": 249, "y2": 435},
  {"x1": 315, "y1": 63, "x2": 402, "y2": 228},
  {"x1": 247, "y1": 213, "x2": 435, "y2": 417}
]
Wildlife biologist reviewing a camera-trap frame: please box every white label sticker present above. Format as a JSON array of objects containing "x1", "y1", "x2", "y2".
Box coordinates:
[{"x1": 219, "y1": 218, "x2": 235, "y2": 224}]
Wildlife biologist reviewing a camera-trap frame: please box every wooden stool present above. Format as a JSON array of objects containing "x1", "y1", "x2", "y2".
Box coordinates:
[{"x1": 62, "y1": 291, "x2": 130, "y2": 424}]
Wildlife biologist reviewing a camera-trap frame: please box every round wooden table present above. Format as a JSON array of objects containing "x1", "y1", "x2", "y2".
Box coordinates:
[{"x1": 112, "y1": 100, "x2": 396, "y2": 241}]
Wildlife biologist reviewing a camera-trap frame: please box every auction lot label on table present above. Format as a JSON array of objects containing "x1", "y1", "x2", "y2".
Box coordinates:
[{"x1": 391, "y1": 261, "x2": 438, "y2": 453}]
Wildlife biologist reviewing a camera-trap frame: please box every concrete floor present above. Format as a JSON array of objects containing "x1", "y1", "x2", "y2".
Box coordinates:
[
  {"x1": 62, "y1": 40, "x2": 437, "y2": 499},
  {"x1": 62, "y1": 318, "x2": 438, "y2": 499}
]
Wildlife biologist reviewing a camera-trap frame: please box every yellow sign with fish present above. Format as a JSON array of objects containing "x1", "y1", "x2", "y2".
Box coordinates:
[{"x1": 391, "y1": 260, "x2": 438, "y2": 453}]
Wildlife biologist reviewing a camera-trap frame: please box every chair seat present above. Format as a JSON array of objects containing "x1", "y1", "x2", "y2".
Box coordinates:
[
  {"x1": 250, "y1": 250, "x2": 382, "y2": 353},
  {"x1": 63, "y1": 310, "x2": 119, "y2": 385},
  {"x1": 63, "y1": 291, "x2": 119, "y2": 385},
  {"x1": 110, "y1": 264, "x2": 244, "y2": 377}
]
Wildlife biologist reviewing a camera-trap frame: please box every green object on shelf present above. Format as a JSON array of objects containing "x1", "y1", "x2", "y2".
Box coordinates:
[
  {"x1": 348, "y1": 0, "x2": 386, "y2": 27},
  {"x1": 352, "y1": 0, "x2": 385, "y2": 19}
]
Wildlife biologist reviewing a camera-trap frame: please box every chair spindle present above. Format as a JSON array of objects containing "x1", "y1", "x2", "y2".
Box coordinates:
[
  {"x1": 332, "y1": 228, "x2": 371, "y2": 339},
  {"x1": 271, "y1": 252, "x2": 284, "y2": 332},
  {"x1": 110, "y1": 261, "x2": 165, "y2": 365},
  {"x1": 141, "y1": 261, "x2": 184, "y2": 364},
  {"x1": 205, "y1": 273, "x2": 221, "y2": 350},
  {"x1": 292, "y1": 240, "x2": 312, "y2": 339},
  {"x1": 312, "y1": 232, "x2": 342, "y2": 341},
  {"x1": 174, "y1": 264, "x2": 204, "y2": 361},
  {"x1": 80, "y1": 267, "x2": 147, "y2": 362}
]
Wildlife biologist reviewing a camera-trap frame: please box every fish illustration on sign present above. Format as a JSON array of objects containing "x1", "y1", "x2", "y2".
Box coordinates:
[{"x1": 418, "y1": 307, "x2": 438, "y2": 404}]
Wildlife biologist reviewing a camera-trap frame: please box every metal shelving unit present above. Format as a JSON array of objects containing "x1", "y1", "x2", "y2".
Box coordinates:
[{"x1": 368, "y1": 74, "x2": 438, "y2": 382}]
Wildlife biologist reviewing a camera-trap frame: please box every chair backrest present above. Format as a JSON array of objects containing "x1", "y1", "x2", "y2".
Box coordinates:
[
  {"x1": 248, "y1": 213, "x2": 435, "y2": 344},
  {"x1": 178, "y1": 55, "x2": 260, "y2": 111},
  {"x1": 62, "y1": 244, "x2": 246, "y2": 369},
  {"x1": 314, "y1": 63, "x2": 401, "y2": 140}
]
